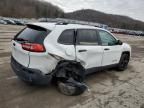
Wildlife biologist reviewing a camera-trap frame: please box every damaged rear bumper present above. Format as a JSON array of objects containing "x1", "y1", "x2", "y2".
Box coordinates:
[{"x1": 11, "y1": 56, "x2": 53, "y2": 85}]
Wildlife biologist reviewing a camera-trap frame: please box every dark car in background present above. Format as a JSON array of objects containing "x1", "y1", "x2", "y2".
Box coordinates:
[
  {"x1": 13, "y1": 20, "x2": 25, "y2": 26},
  {"x1": 3, "y1": 19, "x2": 16, "y2": 25}
]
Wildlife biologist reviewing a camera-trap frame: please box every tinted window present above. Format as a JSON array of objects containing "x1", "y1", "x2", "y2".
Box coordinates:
[
  {"x1": 98, "y1": 30, "x2": 117, "y2": 46},
  {"x1": 14, "y1": 25, "x2": 50, "y2": 44},
  {"x1": 77, "y1": 29, "x2": 98, "y2": 45},
  {"x1": 58, "y1": 29, "x2": 74, "y2": 45}
]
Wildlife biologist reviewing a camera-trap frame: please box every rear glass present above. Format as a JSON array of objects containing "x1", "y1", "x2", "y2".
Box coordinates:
[
  {"x1": 14, "y1": 25, "x2": 51, "y2": 44},
  {"x1": 58, "y1": 29, "x2": 74, "y2": 45}
]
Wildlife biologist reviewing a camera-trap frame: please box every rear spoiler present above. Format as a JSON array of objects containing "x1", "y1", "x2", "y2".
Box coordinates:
[
  {"x1": 26, "y1": 22, "x2": 56, "y2": 31},
  {"x1": 26, "y1": 24, "x2": 47, "y2": 31}
]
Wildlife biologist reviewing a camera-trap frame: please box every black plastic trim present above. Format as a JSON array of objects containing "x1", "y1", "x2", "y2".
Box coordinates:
[
  {"x1": 11, "y1": 56, "x2": 52, "y2": 85},
  {"x1": 85, "y1": 63, "x2": 118, "y2": 75}
]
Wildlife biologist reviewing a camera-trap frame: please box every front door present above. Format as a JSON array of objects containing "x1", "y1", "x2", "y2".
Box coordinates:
[{"x1": 98, "y1": 30, "x2": 122, "y2": 66}]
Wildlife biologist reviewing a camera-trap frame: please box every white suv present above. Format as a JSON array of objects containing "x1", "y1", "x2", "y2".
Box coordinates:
[{"x1": 11, "y1": 22, "x2": 131, "y2": 86}]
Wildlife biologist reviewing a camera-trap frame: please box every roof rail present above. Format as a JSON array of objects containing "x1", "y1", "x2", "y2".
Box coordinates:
[
  {"x1": 56, "y1": 22, "x2": 69, "y2": 25},
  {"x1": 55, "y1": 20, "x2": 108, "y2": 29},
  {"x1": 55, "y1": 21, "x2": 96, "y2": 26}
]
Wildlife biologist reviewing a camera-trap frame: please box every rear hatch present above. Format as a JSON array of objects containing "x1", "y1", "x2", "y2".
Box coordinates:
[{"x1": 12, "y1": 24, "x2": 50, "y2": 67}]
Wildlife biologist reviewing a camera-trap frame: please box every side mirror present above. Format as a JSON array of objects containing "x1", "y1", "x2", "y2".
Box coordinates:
[{"x1": 117, "y1": 40, "x2": 123, "y2": 45}]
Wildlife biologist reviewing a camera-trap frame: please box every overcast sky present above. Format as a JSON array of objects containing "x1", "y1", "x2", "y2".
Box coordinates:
[{"x1": 44, "y1": 0, "x2": 144, "y2": 22}]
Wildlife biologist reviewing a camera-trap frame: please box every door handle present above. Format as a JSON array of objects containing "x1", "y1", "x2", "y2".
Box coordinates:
[
  {"x1": 78, "y1": 49, "x2": 87, "y2": 52},
  {"x1": 104, "y1": 48, "x2": 110, "y2": 51}
]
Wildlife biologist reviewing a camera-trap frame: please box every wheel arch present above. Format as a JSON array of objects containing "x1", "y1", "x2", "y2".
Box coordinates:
[
  {"x1": 121, "y1": 51, "x2": 130, "y2": 60},
  {"x1": 53, "y1": 60, "x2": 85, "y2": 81},
  {"x1": 122, "y1": 51, "x2": 130, "y2": 55}
]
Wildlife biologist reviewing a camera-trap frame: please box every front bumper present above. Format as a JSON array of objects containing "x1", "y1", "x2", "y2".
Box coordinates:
[{"x1": 11, "y1": 56, "x2": 53, "y2": 85}]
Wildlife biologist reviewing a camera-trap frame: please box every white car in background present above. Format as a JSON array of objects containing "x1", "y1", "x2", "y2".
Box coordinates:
[
  {"x1": 11, "y1": 22, "x2": 131, "y2": 95},
  {"x1": 0, "y1": 19, "x2": 7, "y2": 25}
]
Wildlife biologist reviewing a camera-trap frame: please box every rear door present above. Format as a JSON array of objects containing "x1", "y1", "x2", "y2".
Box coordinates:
[
  {"x1": 76, "y1": 29, "x2": 103, "y2": 69},
  {"x1": 12, "y1": 25, "x2": 50, "y2": 67},
  {"x1": 57, "y1": 29, "x2": 76, "y2": 60}
]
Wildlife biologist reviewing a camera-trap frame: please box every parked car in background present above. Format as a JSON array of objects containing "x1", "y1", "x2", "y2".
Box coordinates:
[
  {"x1": 0, "y1": 19, "x2": 7, "y2": 24},
  {"x1": 13, "y1": 20, "x2": 25, "y2": 26},
  {"x1": 3, "y1": 19, "x2": 16, "y2": 25}
]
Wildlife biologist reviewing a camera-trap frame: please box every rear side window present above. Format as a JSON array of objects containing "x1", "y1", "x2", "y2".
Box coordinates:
[
  {"x1": 77, "y1": 29, "x2": 98, "y2": 45},
  {"x1": 58, "y1": 29, "x2": 74, "y2": 45},
  {"x1": 14, "y1": 25, "x2": 51, "y2": 44}
]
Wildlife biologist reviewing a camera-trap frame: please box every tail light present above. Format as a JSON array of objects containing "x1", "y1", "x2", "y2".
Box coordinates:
[{"x1": 21, "y1": 43, "x2": 45, "y2": 52}]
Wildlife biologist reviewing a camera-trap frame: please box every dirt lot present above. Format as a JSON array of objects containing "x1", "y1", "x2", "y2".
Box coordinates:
[{"x1": 0, "y1": 24, "x2": 144, "y2": 108}]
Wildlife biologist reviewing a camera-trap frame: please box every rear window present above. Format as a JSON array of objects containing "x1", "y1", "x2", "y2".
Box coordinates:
[{"x1": 14, "y1": 25, "x2": 51, "y2": 44}]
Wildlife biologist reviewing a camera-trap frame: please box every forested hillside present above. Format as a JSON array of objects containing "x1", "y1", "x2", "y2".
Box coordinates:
[
  {"x1": 0, "y1": 0, "x2": 144, "y2": 31},
  {"x1": 64, "y1": 9, "x2": 144, "y2": 31},
  {"x1": 0, "y1": 0, "x2": 64, "y2": 18}
]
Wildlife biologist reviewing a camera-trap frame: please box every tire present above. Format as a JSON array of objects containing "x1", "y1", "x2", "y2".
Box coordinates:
[
  {"x1": 57, "y1": 78, "x2": 87, "y2": 96},
  {"x1": 117, "y1": 53, "x2": 129, "y2": 71},
  {"x1": 54, "y1": 61, "x2": 87, "y2": 96},
  {"x1": 21, "y1": 79, "x2": 35, "y2": 86}
]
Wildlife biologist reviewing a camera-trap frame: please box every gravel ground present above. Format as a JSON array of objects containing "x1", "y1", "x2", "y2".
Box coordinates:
[{"x1": 0, "y1": 24, "x2": 144, "y2": 108}]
